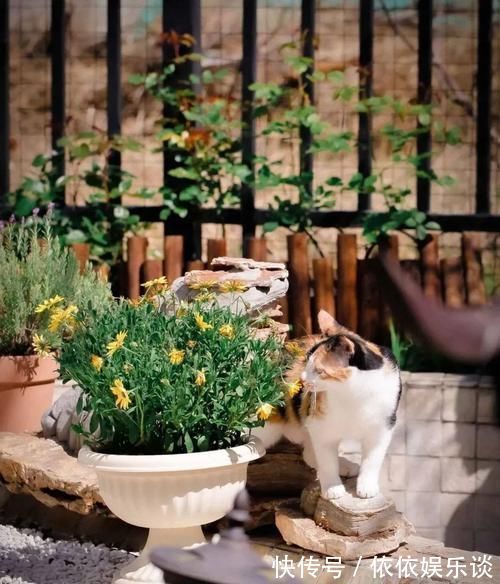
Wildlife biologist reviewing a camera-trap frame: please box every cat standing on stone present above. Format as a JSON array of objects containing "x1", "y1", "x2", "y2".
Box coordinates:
[{"x1": 254, "y1": 310, "x2": 401, "y2": 500}]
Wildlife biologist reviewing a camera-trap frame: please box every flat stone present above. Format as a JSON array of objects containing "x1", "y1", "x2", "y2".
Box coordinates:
[
  {"x1": 210, "y1": 257, "x2": 286, "y2": 271},
  {"x1": 301, "y1": 480, "x2": 402, "y2": 537},
  {"x1": 275, "y1": 504, "x2": 415, "y2": 561},
  {"x1": 0, "y1": 432, "x2": 102, "y2": 515},
  {"x1": 169, "y1": 256, "x2": 289, "y2": 316}
]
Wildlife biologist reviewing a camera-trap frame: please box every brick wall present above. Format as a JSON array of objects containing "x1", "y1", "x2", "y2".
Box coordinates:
[{"x1": 341, "y1": 372, "x2": 500, "y2": 555}]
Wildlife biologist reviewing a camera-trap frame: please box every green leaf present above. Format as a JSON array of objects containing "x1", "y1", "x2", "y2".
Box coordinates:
[
  {"x1": 14, "y1": 196, "x2": 37, "y2": 216},
  {"x1": 418, "y1": 112, "x2": 431, "y2": 126},
  {"x1": 128, "y1": 73, "x2": 145, "y2": 85},
  {"x1": 184, "y1": 431, "x2": 194, "y2": 453},
  {"x1": 168, "y1": 167, "x2": 200, "y2": 180},
  {"x1": 32, "y1": 154, "x2": 48, "y2": 168},
  {"x1": 327, "y1": 71, "x2": 345, "y2": 83},
  {"x1": 64, "y1": 229, "x2": 87, "y2": 244},
  {"x1": 263, "y1": 221, "x2": 279, "y2": 233}
]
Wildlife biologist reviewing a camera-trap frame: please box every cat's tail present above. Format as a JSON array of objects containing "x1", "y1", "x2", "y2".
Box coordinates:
[{"x1": 250, "y1": 421, "x2": 285, "y2": 449}]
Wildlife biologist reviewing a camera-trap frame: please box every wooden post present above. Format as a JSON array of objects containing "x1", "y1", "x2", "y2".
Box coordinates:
[
  {"x1": 278, "y1": 295, "x2": 289, "y2": 327},
  {"x1": 461, "y1": 233, "x2": 486, "y2": 305},
  {"x1": 441, "y1": 257, "x2": 465, "y2": 308},
  {"x1": 287, "y1": 233, "x2": 312, "y2": 337},
  {"x1": 336, "y1": 234, "x2": 358, "y2": 331},
  {"x1": 126, "y1": 236, "x2": 148, "y2": 299},
  {"x1": 401, "y1": 259, "x2": 422, "y2": 285},
  {"x1": 164, "y1": 235, "x2": 184, "y2": 283},
  {"x1": 187, "y1": 259, "x2": 205, "y2": 271},
  {"x1": 378, "y1": 235, "x2": 399, "y2": 342},
  {"x1": 142, "y1": 259, "x2": 163, "y2": 284},
  {"x1": 420, "y1": 234, "x2": 441, "y2": 300},
  {"x1": 312, "y1": 257, "x2": 335, "y2": 331},
  {"x1": 245, "y1": 236, "x2": 267, "y2": 261},
  {"x1": 207, "y1": 239, "x2": 227, "y2": 266},
  {"x1": 358, "y1": 258, "x2": 380, "y2": 341},
  {"x1": 379, "y1": 234, "x2": 399, "y2": 261},
  {"x1": 70, "y1": 242, "x2": 90, "y2": 273}
]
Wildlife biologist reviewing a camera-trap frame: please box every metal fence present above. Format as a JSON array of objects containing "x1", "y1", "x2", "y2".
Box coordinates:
[{"x1": 0, "y1": 0, "x2": 499, "y2": 262}]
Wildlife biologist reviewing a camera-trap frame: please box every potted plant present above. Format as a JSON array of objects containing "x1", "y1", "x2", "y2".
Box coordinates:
[
  {"x1": 0, "y1": 215, "x2": 111, "y2": 433},
  {"x1": 58, "y1": 281, "x2": 288, "y2": 584}
]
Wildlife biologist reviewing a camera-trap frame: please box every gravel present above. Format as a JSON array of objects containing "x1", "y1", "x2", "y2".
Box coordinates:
[{"x1": 0, "y1": 524, "x2": 134, "y2": 584}]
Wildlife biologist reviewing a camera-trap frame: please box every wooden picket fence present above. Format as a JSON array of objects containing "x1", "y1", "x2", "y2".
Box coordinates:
[{"x1": 71, "y1": 231, "x2": 487, "y2": 342}]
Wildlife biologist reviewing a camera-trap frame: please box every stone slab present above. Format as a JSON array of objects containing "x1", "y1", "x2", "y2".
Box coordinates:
[
  {"x1": 301, "y1": 480, "x2": 402, "y2": 537},
  {"x1": 275, "y1": 504, "x2": 415, "y2": 561},
  {"x1": 0, "y1": 431, "x2": 102, "y2": 515}
]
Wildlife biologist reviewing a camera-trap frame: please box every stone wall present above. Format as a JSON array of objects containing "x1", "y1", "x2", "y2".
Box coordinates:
[{"x1": 343, "y1": 372, "x2": 500, "y2": 555}]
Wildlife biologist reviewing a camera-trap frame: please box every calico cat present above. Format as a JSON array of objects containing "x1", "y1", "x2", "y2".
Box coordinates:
[{"x1": 255, "y1": 310, "x2": 402, "y2": 500}]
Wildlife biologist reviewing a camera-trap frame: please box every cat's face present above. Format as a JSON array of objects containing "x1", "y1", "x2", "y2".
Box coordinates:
[{"x1": 301, "y1": 334, "x2": 354, "y2": 392}]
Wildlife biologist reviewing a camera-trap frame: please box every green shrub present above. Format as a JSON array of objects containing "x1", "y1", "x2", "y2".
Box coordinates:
[
  {"x1": 0, "y1": 216, "x2": 112, "y2": 356},
  {"x1": 58, "y1": 289, "x2": 288, "y2": 455}
]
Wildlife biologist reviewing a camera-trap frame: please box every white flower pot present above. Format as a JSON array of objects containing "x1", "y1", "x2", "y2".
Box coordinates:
[{"x1": 78, "y1": 436, "x2": 265, "y2": 584}]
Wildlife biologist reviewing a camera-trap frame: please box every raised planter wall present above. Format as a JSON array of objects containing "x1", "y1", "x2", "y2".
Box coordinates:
[{"x1": 375, "y1": 371, "x2": 499, "y2": 555}]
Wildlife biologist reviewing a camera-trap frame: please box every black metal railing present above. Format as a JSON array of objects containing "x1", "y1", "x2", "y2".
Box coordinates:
[{"x1": 0, "y1": 0, "x2": 499, "y2": 253}]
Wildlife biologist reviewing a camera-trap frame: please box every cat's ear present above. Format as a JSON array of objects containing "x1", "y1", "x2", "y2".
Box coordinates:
[{"x1": 318, "y1": 310, "x2": 344, "y2": 336}]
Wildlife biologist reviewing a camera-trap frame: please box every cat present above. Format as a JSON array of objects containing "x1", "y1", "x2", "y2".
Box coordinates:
[{"x1": 254, "y1": 310, "x2": 402, "y2": 500}]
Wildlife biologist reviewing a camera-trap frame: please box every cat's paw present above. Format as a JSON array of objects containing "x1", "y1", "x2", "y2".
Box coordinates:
[
  {"x1": 322, "y1": 484, "x2": 347, "y2": 500},
  {"x1": 356, "y1": 477, "x2": 379, "y2": 498}
]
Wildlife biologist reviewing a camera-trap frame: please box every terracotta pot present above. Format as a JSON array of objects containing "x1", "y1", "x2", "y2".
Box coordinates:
[
  {"x1": 0, "y1": 356, "x2": 57, "y2": 433},
  {"x1": 79, "y1": 435, "x2": 265, "y2": 584}
]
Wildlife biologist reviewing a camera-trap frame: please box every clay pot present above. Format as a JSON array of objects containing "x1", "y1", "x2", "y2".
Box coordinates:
[{"x1": 0, "y1": 356, "x2": 57, "y2": 433}]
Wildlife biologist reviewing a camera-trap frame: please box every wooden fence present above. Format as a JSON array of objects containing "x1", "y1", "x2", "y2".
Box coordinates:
[{"x1": 72, "y1": 231, "x2": 486, "y2": 342}]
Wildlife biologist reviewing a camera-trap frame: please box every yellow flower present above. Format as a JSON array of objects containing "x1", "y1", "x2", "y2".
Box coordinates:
[
  {"x1": 219, "y1": 280, "x2": 247, "y2": 294},
  {"x1": 176, "y1": 303, "x2": 188, "y2": 318},
  {"x1": 110, "y1": 379, "x2": 132, "y2": 410},
  {"x1": 287, "y1": 379, "x2": 302, "y2": 398},
  {"x1": 142, "y1": 276, "x2": 169, "y2": 290},
  {"x1": 106, "y1": 331, "x2": 127, "y2": 357},
  {"x1": 91, "y1": 355, "x2": 104, "y2": 372},
  {"x1": 196, "y1": 290, "x2": 216, "y2": 303},
  {"x1": 194, "y1": 312, "x2": 213, "y2": 331},
  {"x1": 285, "y1": 341, "x2": 305, "y2": 358},
  {"x1": 48, "y1": 305, "x2": 78, "y2": 333},
  {"x1": 194, "y1": 369, "x2": 206, "y2": 386},
  {"x1": 187, "y1": 340, "x2": 197, "y2": 349},
  {"x1": 257, "y1": 403, "x2": 274, "y2": 421},
  {"x1": 32, "y1": 333, "x2": 51, "y2": 357},
  {"x1": 35, "y1": 295, "x2": 64, "y2": 314},
  {"x1": 219, "y1": 324, "x2": 235, "y2": 340},
  {"x1": 169, "y1": 348, "x2": 185, "y2": 365},
  {"x1": 128, "y1": 298, "x2": 143, "y2": 308},
  {"x1": 188, "y1": 279, "x2": 218, "y2": 290}
]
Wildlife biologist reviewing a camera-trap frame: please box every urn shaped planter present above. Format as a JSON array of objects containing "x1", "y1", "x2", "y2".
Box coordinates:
[
  {"x1": 0, "y1": 355, "x2": 57, "y2": 433},
  {"x1": 78, "y1": 435, "x2": 265, "y2": 584}
]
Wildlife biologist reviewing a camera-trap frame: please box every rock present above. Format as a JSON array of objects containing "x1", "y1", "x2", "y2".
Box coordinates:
[
  {"x1": 41, "y1": 386, "x2": 92, "y2": 453},
  {"x1": 301, "y1": 480, "x2": 402, "y2": 537},
  {"x1": 168, "y1": 256, "x2": 289, "y2": 317},
  {"x1": 275, "y1": 503, "x2": 415, "y2": 561},
  {"x1": 0, "y1": 432, "x2": 102, "y2": 515}
]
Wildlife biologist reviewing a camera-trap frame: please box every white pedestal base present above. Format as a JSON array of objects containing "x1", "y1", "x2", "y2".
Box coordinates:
[{"x1": 114, "y1": 526, "x2": 206, "y2": 584}]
